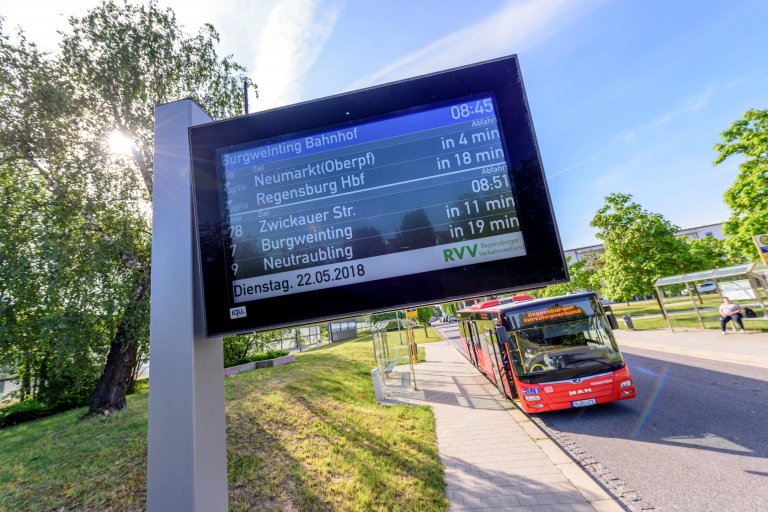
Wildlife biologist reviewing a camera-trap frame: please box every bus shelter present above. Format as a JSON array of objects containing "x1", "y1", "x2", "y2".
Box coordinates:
[
  {"x1": 371, "y1": 319, "x2": 418, "y2": 399},
  {"x1": 654, "y1": 263, "x2": 768, "y2": 331}
]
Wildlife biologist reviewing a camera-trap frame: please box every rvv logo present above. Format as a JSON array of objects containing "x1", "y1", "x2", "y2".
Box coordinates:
[{"x1": 443, "y1": 244, "x2": 478, "y2": 262}]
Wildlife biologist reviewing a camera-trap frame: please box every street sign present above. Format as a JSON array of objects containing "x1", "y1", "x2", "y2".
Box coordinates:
[{"x1": 190, "y1": 55, "x2": 566, "y2": 336}]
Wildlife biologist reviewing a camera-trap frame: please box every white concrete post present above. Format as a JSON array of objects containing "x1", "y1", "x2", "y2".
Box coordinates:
[
  {"x1": 371, "y1": 368, "x2": 384, "y2": 402},
  {"x1": 147, "y1": 99, "x2": 228, "y2": 511}
]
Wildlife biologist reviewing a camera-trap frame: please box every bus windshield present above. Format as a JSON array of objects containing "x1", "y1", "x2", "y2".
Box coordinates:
[{"x1": 504, "y1": 298, "x2": 624, "y2": 382}]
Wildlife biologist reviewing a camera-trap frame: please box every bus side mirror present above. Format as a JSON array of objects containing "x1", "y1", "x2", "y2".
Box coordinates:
[{"x1": 606, "y1": 313, "x2": 618, "y2": 330}]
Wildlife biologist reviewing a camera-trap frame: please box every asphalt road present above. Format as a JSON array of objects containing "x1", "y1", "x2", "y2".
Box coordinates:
[
  {"x1": 536, "y1": 346, "x2": 768, "y2": 512},
  {"x1": 435, "y1": 323, "x2": 768, "y2": 511}
]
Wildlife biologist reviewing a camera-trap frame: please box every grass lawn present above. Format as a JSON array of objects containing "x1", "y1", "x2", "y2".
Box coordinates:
[
  {"x1": 621, "y1": 313, "x2": 768, "y2": 332},
  {"x1": 375, "y1": 327, "x2": 441, "y2": 365},
  {"x1": 609, "y1": 295, "x2": 725, "y2": 317},
  {"x1": 0, "y1": 335, "x2": 446, "y2": 511},
  {"x1": 379, "y1": 326, "x2": 443, "y2": 345}
]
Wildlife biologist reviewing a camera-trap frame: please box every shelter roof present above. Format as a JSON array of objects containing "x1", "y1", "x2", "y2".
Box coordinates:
[{"x1": 655, "y1": 263, "x2": 759, "y2": 287}]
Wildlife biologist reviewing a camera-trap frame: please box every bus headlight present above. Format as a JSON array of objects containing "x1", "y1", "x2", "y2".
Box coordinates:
[
  {"x1": 524, "y1": 396, "x2": 541, "y2": 401},
  {"x1": 530, "y1": 404, "x2": 545, "y2": 409},
  {"x1": 620, "y1": 380, "x2": 633, "y2": 388}
]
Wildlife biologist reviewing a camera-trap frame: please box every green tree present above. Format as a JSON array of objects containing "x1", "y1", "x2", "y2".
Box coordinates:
[
  {"x1": 538, "y1": 257, "x2": 601, "y2": 298},
  {"x1": 0, "y1": 27, "x2": 134, "y2": 407},
  {"x1": 416, "y1": 307, "x2": 433, "y2": 336},
  {"x1": 0, "y1": 1, "x2": 252, "y2": 413},
  {"x1": 685, "y1": 236, "x2": 730, "y2": 271},
  {"x1": 714, "y1": 108, "x2": 768, "y2": 260},
  {"x1": 590, "y1": 193, "x2": 691, "y2": 302},
  {"x1": 441, "y1": 303, "x2": 458, "y2": 317},
  {"x1": 223, "y1": 330, "x2": 287, "y2": 368}
]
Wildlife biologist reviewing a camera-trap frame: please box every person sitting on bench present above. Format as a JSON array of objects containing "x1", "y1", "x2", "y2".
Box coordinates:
[{"x1": 719, "y1": 296, "x2": 745, "y2": 334}]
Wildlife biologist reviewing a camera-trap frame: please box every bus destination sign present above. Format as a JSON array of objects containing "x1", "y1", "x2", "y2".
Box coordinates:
[
  {"x1": 520, "y1": 305, "x2": 587, "y2": 326},
  {"x1": 191, "y1": 55, "x2": 567, "y2": 336}
]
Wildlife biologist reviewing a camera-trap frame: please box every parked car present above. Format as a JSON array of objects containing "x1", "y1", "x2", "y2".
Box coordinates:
[
  {"x1": 447, "y1": 316, "x2": 457, "y2": 322},
  {"x1": 681, "y1": 281, "x2": 718, "y2": 295}
]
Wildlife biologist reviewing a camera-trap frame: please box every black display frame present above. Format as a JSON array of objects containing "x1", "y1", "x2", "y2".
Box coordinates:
[{"x1": 190, "y1": 55, "x2": 567, "y2": 337}]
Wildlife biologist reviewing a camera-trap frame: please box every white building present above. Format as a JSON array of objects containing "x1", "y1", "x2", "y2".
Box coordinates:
[{"x1": 563, "y1": 222, "x2": 725, "y2": 264}]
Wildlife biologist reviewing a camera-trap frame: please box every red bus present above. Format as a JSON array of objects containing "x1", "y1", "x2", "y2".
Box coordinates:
[{"x1": 457, "y1": 292, "x2": 636, "y2": 413}]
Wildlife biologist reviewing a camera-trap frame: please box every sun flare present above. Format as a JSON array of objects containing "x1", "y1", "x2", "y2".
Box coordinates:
[{"x1": 107, "y1": 130, "x2": 134, "y2": 156}]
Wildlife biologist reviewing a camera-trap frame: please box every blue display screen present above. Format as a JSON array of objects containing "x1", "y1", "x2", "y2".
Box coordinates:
[{"x1": 217, "y1": 94, "x2": 526, "y2": 303}]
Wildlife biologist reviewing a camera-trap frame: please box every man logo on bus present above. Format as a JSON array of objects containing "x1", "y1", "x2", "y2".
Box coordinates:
[{"x1": 569, "y1": 388, "x2": 592, "y2": 396}]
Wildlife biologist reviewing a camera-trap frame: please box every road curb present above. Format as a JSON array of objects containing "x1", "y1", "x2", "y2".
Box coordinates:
[{"x1": 504, "y1": 408, "x2": 626, "y2": 512}]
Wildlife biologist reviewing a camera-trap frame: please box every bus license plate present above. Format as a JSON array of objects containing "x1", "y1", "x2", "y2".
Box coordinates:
[{"x1": 571, "y1": 398, "x2": 596, "y2": 408}]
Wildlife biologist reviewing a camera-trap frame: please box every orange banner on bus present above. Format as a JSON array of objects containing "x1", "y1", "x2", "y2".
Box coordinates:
[{"x1": 520, "y1": 304, "x2": 585, "y2": 325}]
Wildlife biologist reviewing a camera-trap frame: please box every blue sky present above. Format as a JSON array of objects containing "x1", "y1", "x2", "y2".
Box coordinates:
[{"x1": 3, "y1": 0, "x2": 768, "y2": 249}]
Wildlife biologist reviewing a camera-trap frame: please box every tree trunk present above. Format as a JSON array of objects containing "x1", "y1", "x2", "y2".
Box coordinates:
[
  {"x1": 89, "y1": 273, "x2": 149, "y2": 414},
  {"x1": 20, "y1": 357, "x2": 31, "y2": 401}
]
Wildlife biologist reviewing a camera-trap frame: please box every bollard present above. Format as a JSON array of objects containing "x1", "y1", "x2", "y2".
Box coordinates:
[{"x1": 622, "y1": 314, "x2": 634, "y2": 330}]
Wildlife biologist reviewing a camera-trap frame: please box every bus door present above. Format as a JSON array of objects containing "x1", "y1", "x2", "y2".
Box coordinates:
[
  {"x1": 459, "y1": 321, "x2": 479, "y2": 368},
  {"x1": 484, "y1": 327, "x2": 511, "y2": 396},
  {"x1": 472, "y1": 322, "x2": 495, "y2": 381},
  {"x1": 492, "y1": 326, "x2": 517, "y2": 399}
]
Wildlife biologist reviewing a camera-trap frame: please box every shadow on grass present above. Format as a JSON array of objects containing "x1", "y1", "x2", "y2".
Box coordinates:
[
  {"x1": 287, "y1": 394, "x2": 446, "y2": 511},
  {"x1": 225, "y1": 338, "x2": 445, "y2": 511},
  {"x1": 0, "y1": 395, "x2": 149, "y2": 510},
  {"x1": 296, "y1": 338, "x2": 355, "y2": 354},
  {"x1": 227, "y1": 410, "x2": 334, "y2": 512}
]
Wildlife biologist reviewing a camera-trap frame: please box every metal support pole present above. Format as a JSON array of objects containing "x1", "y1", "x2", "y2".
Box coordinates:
[
  {"x1": 396, "y1": 310, "x2": 403, "y2": 345},
  {"x1": 656, "y1": 286, "x2": 674, "y2": 332},
  {"x1": 654, "y1": 291, "x2": 668, "y2": 320},
  {"x1": 147, "y1": 100, "x2": 227, "y2": 511},
  {"x1": 243, "y1": 78, "x2": 249, "y2": 115},
  {"x1": 409, "y1": 356, "x2": 418, "y2": 391},
  {"x1": 686, "y1": 282, "x2": 705, "y2": 328},
  {"x1": 747, "y1": 275, "x2": 767, "y2": 317}
]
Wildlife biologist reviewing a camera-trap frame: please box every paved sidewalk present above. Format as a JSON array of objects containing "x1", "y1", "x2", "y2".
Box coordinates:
[
  {"x1": 614, "y1": 328, "x2": 768, "y2": 368},
  {"x1": 402, "y1": 341, "x2": 622, "y2": 512}
]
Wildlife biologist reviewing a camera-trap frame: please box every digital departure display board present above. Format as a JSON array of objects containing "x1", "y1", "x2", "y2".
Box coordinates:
[{"x1": 191, "y1": 55, "x2": 567, "y2": 336}]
